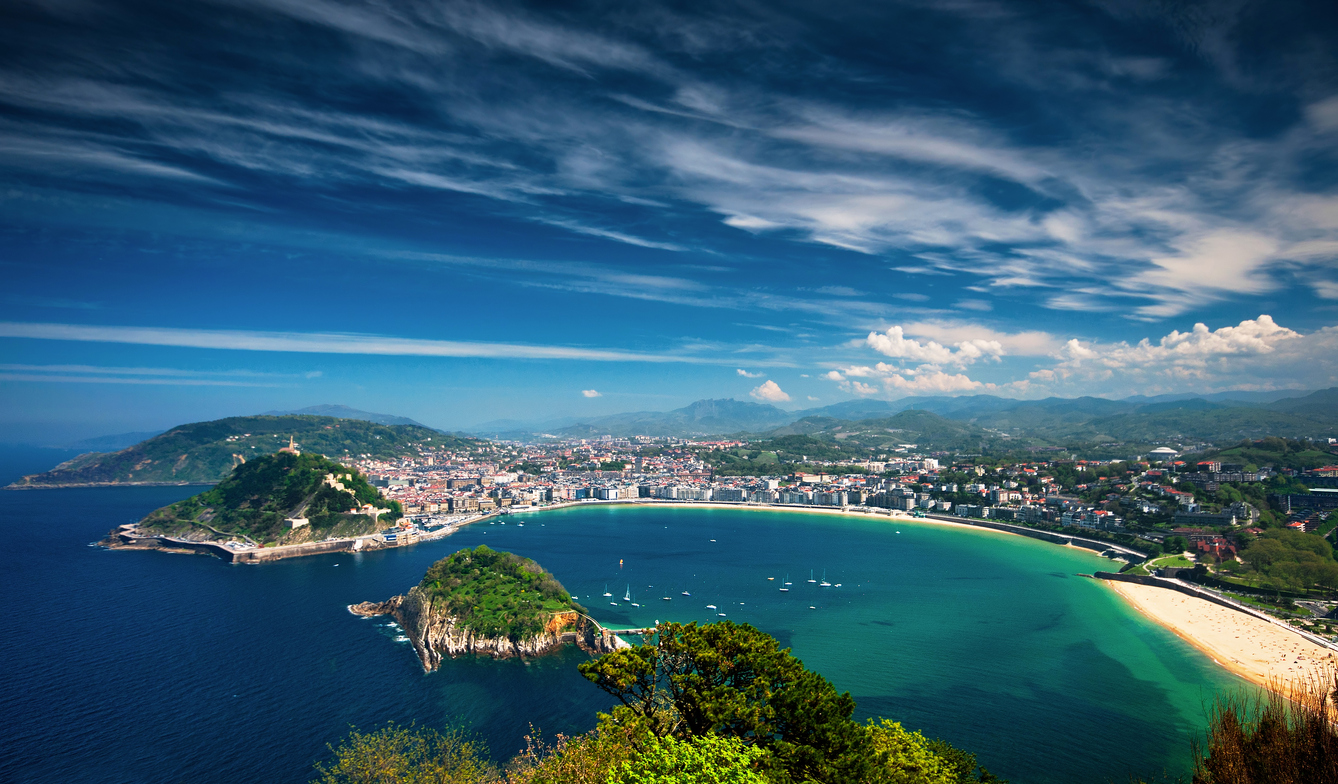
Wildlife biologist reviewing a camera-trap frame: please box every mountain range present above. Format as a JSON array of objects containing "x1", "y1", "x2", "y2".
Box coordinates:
[{"x1": 466, "y1": 388, "x2": 1338, "y2": 445}]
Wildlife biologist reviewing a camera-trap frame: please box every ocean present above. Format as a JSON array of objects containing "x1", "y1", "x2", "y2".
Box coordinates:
[{"x1": 0, "y1": 446, "x2": 1241, "y2": 783}]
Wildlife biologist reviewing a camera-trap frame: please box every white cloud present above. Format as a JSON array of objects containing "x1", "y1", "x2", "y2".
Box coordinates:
[
  {"x1": 882, "y1": 370, "x2": 983, "y2": 394},
  {"x1": 1023, "y1": 315, "x2": 1338, "y2": 396},
  {"x1": 0, "y1": 321, "x2": 717, "y2": 364},
  {"x1": 865, "y1": 325, "x2": 1003, "y2": 366},
  {"x1": 736, "y1": 368, "x2": 764, "y2": 377},
  {"x1": 581, "y1": 389, "x2": 601, "y2": 397},
  {"x1": 750, "y1": 379, "x2": 791, "y2": 402}
]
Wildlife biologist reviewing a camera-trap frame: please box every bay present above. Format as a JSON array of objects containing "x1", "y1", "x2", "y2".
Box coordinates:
[{"x1": 0, "y1": 447, "x2": 1240, "y2": 783}]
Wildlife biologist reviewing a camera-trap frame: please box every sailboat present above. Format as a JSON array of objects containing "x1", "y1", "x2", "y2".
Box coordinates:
[
  {"x1": 780, "y1": 573, "x2": 790, "y2": 592},
  {"x1": 603, "y1": 584, "x2": 613, "y2": 597},
  {"x1": 820, "y1": 570, "x2": 831, "y2": 587},
  {"x1": 807, "y1": 570, "x2": 817, "y2": 583},
  {"x1": 784, "y1": 574, "x2": 792, "y2": 586},
  {"x1": 681, "y1": 583, "x2": 691, "y2": 597},
  {"x1": 624, "y1": 585, "x2": 632, "y2": 602},
  {"x1": 705, "y1": 604, "x2": 717, "y2": 610}
]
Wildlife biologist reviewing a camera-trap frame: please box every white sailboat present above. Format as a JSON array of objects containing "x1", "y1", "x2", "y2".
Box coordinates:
[
  {"x1": 603, "y1": 584, "x2": 613, "y2": 597},
  {"x1": 807, "y1": 570, "x2": 817, "y2": 583},
  {"x1": 784, "y1": 574, "x2": 792, "y2": 586},
  {"x1": 705, "y1": 604, "x2": 717, "y2": 610},
  {"x1": 624, "y1": 585, "x2": 632, "y2": 602},
  {"x1": 820, "y1": 570, "x2": 831, "y2": 587}
]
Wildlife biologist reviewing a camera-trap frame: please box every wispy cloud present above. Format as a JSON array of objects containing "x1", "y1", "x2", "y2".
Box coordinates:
[{"x1": 0, "y1": 322, "x2": 719, "y2": 363}]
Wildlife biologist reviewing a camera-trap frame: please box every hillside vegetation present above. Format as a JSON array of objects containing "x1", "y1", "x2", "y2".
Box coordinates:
[
  {"x1": 419, "y1": 546, "x2": 582, "y2": 640},
  {"x1": 11, "y1": 414, "x2": 469, "y2": 487},
  {"x1": 137, "y1": 452, "x2": 401, "y2": 545}
]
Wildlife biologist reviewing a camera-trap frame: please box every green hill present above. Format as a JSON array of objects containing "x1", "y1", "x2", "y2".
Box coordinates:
[
  {"x1": 135, "y1": 451, "x2": 401, "y2": 546},
  {"x1": 416, "y1": 546, "x2": 584, "y2": 640},
  {"x1": 10, "y1": 414, "x2": 472, "y2": 487}
]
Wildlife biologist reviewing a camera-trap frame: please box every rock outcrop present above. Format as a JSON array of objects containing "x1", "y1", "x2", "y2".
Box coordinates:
[{"x1": 350, "y1": 586, "x2": 625, "y2": 671}]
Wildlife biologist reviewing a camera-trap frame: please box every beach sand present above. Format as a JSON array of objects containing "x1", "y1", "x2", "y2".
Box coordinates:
[{"x1": 1107, "y1": 580, "x2": 1337, "y2": 691}]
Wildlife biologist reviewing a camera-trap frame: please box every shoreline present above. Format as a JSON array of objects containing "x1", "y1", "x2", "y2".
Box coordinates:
[{"x1": 1103, "y1": 579, "x2": 1337, "y2": 693}]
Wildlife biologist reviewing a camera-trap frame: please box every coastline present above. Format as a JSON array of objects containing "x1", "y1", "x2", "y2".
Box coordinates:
[{"x1": 1104, "y1": 579, "x2": 1337, "y2": 693}]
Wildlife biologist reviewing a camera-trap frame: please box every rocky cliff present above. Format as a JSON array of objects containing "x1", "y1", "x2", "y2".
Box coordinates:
[{"x1": 350, "y1": 586, "x2": 625, "y2": 671}]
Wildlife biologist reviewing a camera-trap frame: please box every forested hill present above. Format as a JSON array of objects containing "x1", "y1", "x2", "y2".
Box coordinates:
[
  {"x1": 134, "y1": 452, "x2": 401, "y2": 546},
  {"x1": 10, "y1": 415, "x2": 472, "y2": 487}
]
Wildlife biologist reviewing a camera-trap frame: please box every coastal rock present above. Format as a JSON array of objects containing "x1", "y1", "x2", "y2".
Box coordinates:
[{"x1": 350, "y1": 586, "x2": 624, "y2": 671}]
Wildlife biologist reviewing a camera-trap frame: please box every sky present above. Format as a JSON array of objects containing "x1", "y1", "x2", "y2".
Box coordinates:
[{"x1": 1, "y1": 0, "x2": 1337, "y2": 441}]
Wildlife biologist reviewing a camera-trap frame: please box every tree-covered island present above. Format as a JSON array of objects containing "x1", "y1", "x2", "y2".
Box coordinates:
[
  {"x1": 116, "y1": 451, "x2": 402, "y2": 548},
  {"x1": 351, "y1": 546, "x2": 620, "y2": 667}
]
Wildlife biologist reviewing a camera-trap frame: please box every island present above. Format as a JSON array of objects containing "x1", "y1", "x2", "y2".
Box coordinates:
[
  {"x1": 350, "y1": 545, "x2": 624, "y2": 669},
  {"x1": 103, "y1": 450, "x2": 408, "y2": 561}
]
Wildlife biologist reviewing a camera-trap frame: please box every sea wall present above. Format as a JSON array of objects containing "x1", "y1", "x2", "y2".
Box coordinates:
[
  {"x1": 926, "y1": 513, "x2": 1149, "y2": 562},
  {"x1": 1094, "y1": 572, "x2": 1245, "y2": 613},
  {"x1": 231, "y1": 539, "x2": 355, "y2": 563}
]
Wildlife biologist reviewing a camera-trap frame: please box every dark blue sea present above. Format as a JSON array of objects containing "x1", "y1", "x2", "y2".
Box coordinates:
[{"x1": 0, "y1": 446, "x2": 1238, "y2": 783}]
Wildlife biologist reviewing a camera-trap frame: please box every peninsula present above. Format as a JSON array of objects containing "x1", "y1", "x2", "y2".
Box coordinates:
[
  {"x1": 9, "y1": 414, "x2": 468, "y2": 488},
  {"x1": 350, "y1": 545, "x2": 623, "y2": 669},
  {"x1": 104, "y1": 451, "x2": 404, "y2": 557}
]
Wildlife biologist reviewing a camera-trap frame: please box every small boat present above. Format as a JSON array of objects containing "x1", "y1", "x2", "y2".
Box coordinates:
[
  {"x1": 717, "y1": 613, "x2": 727, "y2": 617},
  {"x1": 767, "y1": 577, "x2": 775, "y2": 581},
  {"x1": 779, "y1": 587, "x2": 789, "y2": 592},
  {"x1": 809, "y1": 606, "x2": 816, "y2": 610},
  {"x1": 610, "y1": 602, "x2": 619, "y2": 606},
  {"x1": 706, "y1": 604, "x2": 717, "y2": 610},
  {"x1": 807, "y1": 570, "x2": 817, "y2": 583},
  {"x1": 631, "y1": 603, "x2": 640, "y2": 607},
  {"x1": 784, "y1": 574, "x2": 792, "y2": 586},
  {"x1": 603, "y1": 585, "x2": 613, "y2": 597},
  {"x1": 517, "y1": 523, "x2": 523, "y2": 527},
  {"x1": 834, "y1": 583, "x2": 842, "y2": 588},
  {"x1": 624, "y1": 585, "x2": 632, "y2": 602},
  {"x1": 662, "y1": 597, "x2": 672, "y2": 601},
  {"x1": 820, "y1": 570, "x2": 831, "y2": 587}
]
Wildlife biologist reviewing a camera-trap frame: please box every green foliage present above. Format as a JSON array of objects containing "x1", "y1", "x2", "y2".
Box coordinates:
[
  {"x1": 600, "y1": 461, "x2": 628, "y2": 472},
  {"x1": 139, "y1": 452, "x2": 398, "y2": 543},
  {"x1": 1238, "y1": 529, "x2": 1338, "y2": 592},
  {"x1": 865, "y1": 720, "x2": 956, "y2": 784},
  {"x1": 577, "y1": 621, "x2": 994, "y2": 784},
  {"x1": 314, "y1": 723, "x2": 499, "y2": 784},
  {"x1": 608, "y1": 734, "x2": 768, "y2": 784},
  {"x1": 14, "y1": 414, "x2": 468, "y2": 486},
  {"x1": 419, "y1": 546, "x2": 582, "y2": 640},
  {"x1": 1199, "y1": 438, "x2": 1338, "y2": 472}
]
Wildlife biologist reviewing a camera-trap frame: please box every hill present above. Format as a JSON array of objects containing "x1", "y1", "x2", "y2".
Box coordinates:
[
  {"x1": 131, "y1": 451, "x2": 401, "y2": 546},
  {"x1": 9, "y1": 415, "x2": 471, "y2": 488},
  {"x1": 702, "y1": 410, "x2": 1016, "y2": 474},
  {"x1": 261, "y1": 404, "x2": 432, "y2": 428},
  {"x1": 349, "y1": 546, "x2": 618, "y2": 668}
]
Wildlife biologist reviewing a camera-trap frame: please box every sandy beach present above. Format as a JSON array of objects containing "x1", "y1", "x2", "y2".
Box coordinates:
[{"x1": 1107, "y1": 580, "x2": 1337, "y2": 692}]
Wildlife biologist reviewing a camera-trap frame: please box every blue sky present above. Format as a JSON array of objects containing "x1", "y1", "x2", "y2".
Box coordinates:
[{"x1": 2, "y1": 0, "x2": 1337, "y2": 441}]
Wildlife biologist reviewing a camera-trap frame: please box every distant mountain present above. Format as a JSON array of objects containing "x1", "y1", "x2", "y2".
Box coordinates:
[
  {"x1": 468, "y1": 388, "x2": 1338, "y2": 443},
  {"x1": 263, "y1": 405, "x2": 430, "y2": 428},
  {"x1": 1264, "y1": 387, "x2": 1338, "y2": 416},
  {"x1": 549, "y1": 398, "x2": 795, "y2": 438},
  {"x1": 66, "y1": 430, "x2": 165, "y2": 451},
  {"x1": 10, "y1": 415, "x2": 471, "y2": 488}
]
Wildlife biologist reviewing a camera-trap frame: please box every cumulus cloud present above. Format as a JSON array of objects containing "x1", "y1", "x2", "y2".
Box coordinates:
[
  {"x1": 750, "y1": 380, "x2": 791, "y2": 402},
  {"x1": 865, "y1": 326, "x2": 1003, "y2": 366},
  {"x1": 1026, "y1": 315, "x2": 1338, "y2": 395},
  {"x1": 883, "y1": 370, "x2": 984, "y2": 393},
  {"x1": 581, "y1": 389, "x2": 601, "y2": 397},
  {"x1": 1057, "y1": 315, "x2": 1299, "y2": 370},
  {"x1": 736, "y1": 368, "x2": 764, "y2": 377}
]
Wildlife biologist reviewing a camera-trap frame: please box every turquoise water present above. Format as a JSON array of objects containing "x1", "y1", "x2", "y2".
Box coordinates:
[{"x1": 0, "y1": 447, "x2": 1241, "y2": 783}]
